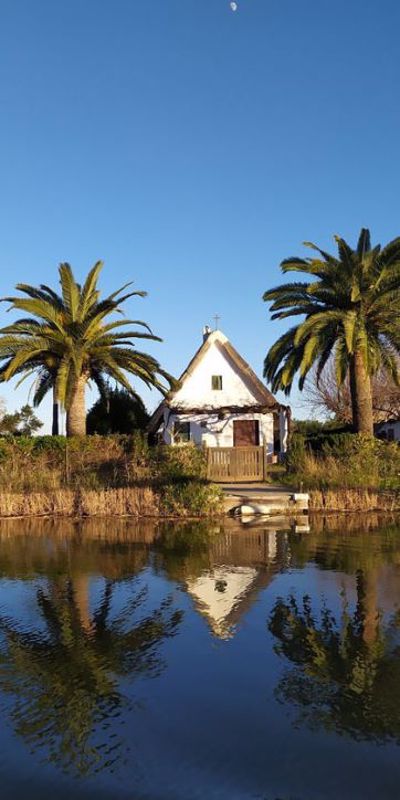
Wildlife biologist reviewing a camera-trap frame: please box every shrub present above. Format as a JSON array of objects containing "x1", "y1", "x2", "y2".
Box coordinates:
[
  {"x1": 285, "y1": 432, "x2": 400, "y2": 490},
  {"x1": 0, "y1": 435, "x2": 221, "y2": 516},
  {"x1": 155, "y1": 444, "x2": 208, "y2": 482},
  {"x1": 286, "y1": 433, "x2": 307, "y2": 474},
  {"x1": 160, "y1": 481, "x2": 223, "y2": 517}
]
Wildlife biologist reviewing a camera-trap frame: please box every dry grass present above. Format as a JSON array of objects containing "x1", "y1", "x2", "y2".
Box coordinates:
[
  {"x1": 0, "y1": 435, "x2": 208, "y2": 492},
  {"x1": 0, "y1": 487, "x2": 160, "y2": 518},
  {"x1": 308, "y1": 511, "x2": 400, "y2": 533},
  {"x1": 0, "y1": 483, "x2": 224, "y2": 519},
  {"x1": 293, "y1": 451, "x2": 381, "y2": 490},
  {"x1": 309, "y1": 488, "x2": 400, "y2": 512},
  {"x1": 0, "y1": 437, "x2": 224, "y2": 519}
]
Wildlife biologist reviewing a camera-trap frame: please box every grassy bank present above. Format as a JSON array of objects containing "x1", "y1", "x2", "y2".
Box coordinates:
[
  {"x1": 309, "y1": 487, "x2": 400, "y2": 512},
  {"x1": 283, "y1": 432, "x2": 400, "y2": 512},
  {"x1": 0, "y1": 436, "x2": 223, "y2": 518}
]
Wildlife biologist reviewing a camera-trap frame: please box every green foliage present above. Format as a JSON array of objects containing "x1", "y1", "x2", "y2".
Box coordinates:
[
  {"x1": 157, "y1": 447, "x2": 223, "y2": 516},
  {"x1": 30, "y1": 435, "x2": 68, "y2": 452},
  {"x1": 87, "y1": 388, "x2": 149, "y2": 434},
  {"x1": 160, "y1": 481, "x2": 223, "y2": 517},
  {"x1": 286, "y1": 432, "x2": 307, "y2": 473},
  {"x1": 0, "y1": 436, "x2": 223, "y2": 516},
  {"x1": 0, "y1": 262, "x2": 175, "y2": 433},
  {"x1": 293, "y1": 418, "x2": 345, "y2": 436},
  {"x1": 0, "y1": 404, "x2": 42, "y2": 436},
  {"x1": 156, "y1": 443, "x2": 208, "y2": 482},
  {"x1": 263, "y1": 228, "x2": 400, "y2": 431},
  {"x1": 285, "y1": 431, "x2": 400, "y2": 490}
]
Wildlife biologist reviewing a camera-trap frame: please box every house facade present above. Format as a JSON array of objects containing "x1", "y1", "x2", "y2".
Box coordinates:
[
  {"x1": 376, "y1": 419, "x2": 400, "y2": 442},
  {"x1": 148, "y1": 328, "x2": 290, "y2": 458}
]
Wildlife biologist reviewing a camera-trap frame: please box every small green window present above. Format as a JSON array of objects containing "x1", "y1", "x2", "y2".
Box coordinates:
[{"x1": 211, "y1": 375, "x2": 223, "y2": 390}]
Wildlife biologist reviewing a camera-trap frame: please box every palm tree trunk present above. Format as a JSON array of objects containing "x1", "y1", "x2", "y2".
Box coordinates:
[
  {"x1": 66, "y1": 376, "x2": 87, "y2": 437},
  {"x1": 72, "y1": 573, "x2": 93, "y2": 634},
  {"x1": 357, "y1": 568, "x2": 379, "y2": 646},
  {"x1": 52, "y1": 387, "x2": 59, "y2": 436},
  {"x1": 349, "y1": 352, "x2": 374, "y2": 435}
]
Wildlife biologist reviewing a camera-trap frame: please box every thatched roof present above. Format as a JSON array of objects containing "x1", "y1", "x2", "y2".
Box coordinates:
[{"x1": 148, "y1": 330, "x2": 284, "y2": 434}]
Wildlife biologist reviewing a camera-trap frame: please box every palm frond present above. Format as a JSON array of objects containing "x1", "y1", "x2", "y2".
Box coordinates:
[
  {"x1": 357, "y1": 228, "x2": 371, "y2": 258},
  {"x1": 263, "y1": 228, "x2": 400, "y2": 414}
]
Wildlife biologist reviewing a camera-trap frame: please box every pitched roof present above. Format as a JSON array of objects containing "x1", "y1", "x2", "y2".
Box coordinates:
[
  {"x1": 182, "y1": 525, "x2": 281, "y2": 639},
  {"x1": 148, "y1": 329, "x2": 282, "y2": 432},
  {"x1": 185, "y1": 566, "x2": 273, "y2": 639}
]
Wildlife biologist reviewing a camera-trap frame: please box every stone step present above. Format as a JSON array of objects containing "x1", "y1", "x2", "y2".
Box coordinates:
[{"x1": 224, "y1": 492, "x2": 309, "y2": 517}]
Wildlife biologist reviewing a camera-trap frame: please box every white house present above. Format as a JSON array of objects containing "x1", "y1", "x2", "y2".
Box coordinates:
[
  {"x1": 376, "y1": 419, "x2": 400, "y2": 442},
  {"x1": 148, "y1": 327, "x2": 290, "y2": 458}
]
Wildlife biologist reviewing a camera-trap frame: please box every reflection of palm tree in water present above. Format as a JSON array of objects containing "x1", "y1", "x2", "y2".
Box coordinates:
[
  {"x1": 0, "y1": 575, "x2": 182, "y2": 776},
  {"x1": 268, "y1": 568, "x2": 400, "y2": 742}
]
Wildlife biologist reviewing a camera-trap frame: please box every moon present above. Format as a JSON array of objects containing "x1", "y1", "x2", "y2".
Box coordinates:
[{"x1": 230, "y1": 2, "x2": 238, "y2": 10}]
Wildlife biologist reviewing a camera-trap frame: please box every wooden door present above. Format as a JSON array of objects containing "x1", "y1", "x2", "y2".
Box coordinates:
[{"x1": 233, "y1": 419, "x2": 259, "y2": 447}]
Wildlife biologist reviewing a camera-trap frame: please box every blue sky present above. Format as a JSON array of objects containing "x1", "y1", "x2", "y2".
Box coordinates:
[{"x1": 1, "y1": 0, "x2": 400, "y2": 431}]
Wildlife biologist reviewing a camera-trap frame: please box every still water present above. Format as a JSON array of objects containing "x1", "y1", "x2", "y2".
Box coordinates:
[{"x1": 0, "y1": 514, "x2": 399, "y2": 799}]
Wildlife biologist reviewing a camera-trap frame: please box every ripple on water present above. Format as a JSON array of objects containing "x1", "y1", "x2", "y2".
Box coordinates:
[{"x1": 0, "y1": 516, "x2": 399, "y2": 799}]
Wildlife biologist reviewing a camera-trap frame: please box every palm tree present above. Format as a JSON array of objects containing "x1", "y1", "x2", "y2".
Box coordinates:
[
  {"x1": 0, "y1": 575, "x2": 183, "y2": 776},
  {"x1": 263, "y1": 229, "x2": 400, "y2": 434},
  {"x1": 0, "y1": 262, "x2": 174, "y2": 436},
  {"x1": 268, "y1": 571, "x2": 400, "y2": 743}
]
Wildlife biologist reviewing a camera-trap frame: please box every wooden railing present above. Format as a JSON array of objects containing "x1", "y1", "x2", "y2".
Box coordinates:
[{"x1": 207, "y1": 446, "x2": 265, "y2": 482}]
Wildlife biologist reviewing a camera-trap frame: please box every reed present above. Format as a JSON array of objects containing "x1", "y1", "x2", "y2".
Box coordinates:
[
  {"x1": 0, "y1": 487, "x2": 159, "y2": 518},
  {"x1": 308, "y1": 511, "x2": 400, "y2": 533},
  {"x1": 0, "y1": 436, "x2": 224, "y2": 518},
  {"x1": 287, "y1": 433, "x2": 400, "y2": 494},
  {"x1": 309, "y1": 488, "x2": 400, "y2": 512},
  {"x1": 0, "y1": 484, "x2": 224, "y2": 519}
]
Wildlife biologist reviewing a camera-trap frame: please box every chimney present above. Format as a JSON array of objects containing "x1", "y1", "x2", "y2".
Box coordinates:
[{"x1": 202, "y1": 325, "x2": 211, "y2": 342}]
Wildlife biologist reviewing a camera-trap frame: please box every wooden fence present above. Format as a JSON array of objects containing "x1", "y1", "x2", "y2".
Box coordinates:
[{"x1": 207, "y1": 446, "x2": 265, "y2": 483}]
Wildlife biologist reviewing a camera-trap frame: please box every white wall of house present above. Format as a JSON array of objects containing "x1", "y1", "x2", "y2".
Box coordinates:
[
  {"x1": 377, "y1": 421, "x2": 400, "y2": 441},
  {"x1": 185, "y1": 566, "x2": 259, "y2": 639},
  {"x1": 171, "y1": 333, "x2": 257, "y2": 409},
  {"x1": 154, "y1": 330, "x2": 289, "y2": 454},
  {"x1": 163, "y1": 410, "x2": 276, "y2": 454}
]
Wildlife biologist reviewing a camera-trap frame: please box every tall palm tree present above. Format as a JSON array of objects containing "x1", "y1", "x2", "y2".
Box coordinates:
[
  {"x1": 263, "y1": 229, "x2": 400, "y2": 434},
  {"x1": 268, "y1": 571, "x2": 400, "y2": 743},
  {"x1": 0, "y1": 575, "x2": 183, "y2": 776},
  {"x1": 0, "y1": 262, "x2": 174, "y2": 435}
]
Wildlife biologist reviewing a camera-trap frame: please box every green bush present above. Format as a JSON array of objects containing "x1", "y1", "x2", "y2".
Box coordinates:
[
  {"x1": 285, "y1": 431, "x2": 400, "y2": 490},
  {"x1": 0, "y1": 435, "x2": 222, "y2": 515},
  {"x1": 160, "y1": 481, "x2": 223, "y2": 517},
  {"x1": 31, "y1": 435, "x2": 67, "y2": 453},
  {"x1": 286, "y1": 433, "x2": 307, "y2": 474},
  {"x1": 155, "y1": 444, "x2": 208, "y2": 482}
]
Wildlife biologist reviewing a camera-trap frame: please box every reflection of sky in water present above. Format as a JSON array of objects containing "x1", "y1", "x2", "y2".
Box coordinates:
[{"x1": 0, "y1": 519, "x2": 399, "y2": 799}]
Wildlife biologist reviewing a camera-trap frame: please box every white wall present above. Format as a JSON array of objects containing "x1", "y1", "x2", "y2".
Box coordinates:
[
  {"x1": 378, "y1": 421, "x2": 400, "y2": 441},
  {"x1": 171, "y1": 335, "x2": 258, "y2": 409},
  {"x1": 159, "y1": 330, "x2": 288, "y2": 454},
  {"x1": 163, "y1": 409, "x2": 276, "y2": 454}
]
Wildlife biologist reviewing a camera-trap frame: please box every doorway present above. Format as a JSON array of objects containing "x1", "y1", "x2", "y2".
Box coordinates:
[{"x1": 233, "y1": 419, "x2": 260, "y2": 447}]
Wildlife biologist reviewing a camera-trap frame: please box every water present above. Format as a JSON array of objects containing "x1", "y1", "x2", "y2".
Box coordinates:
[{"x1": 0, "y1": 515, "x2": 400, "y2": 799}]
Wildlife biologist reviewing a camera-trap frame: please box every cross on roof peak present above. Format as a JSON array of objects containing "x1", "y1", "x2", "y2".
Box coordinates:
[{"x1": 213, "y1": 314, "x2": 221, "y2": 330}]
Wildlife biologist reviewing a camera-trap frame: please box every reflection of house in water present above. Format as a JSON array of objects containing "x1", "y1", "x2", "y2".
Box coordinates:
[{"x1": 184, "y1": 527, "x2": 288, "y2": 640}]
